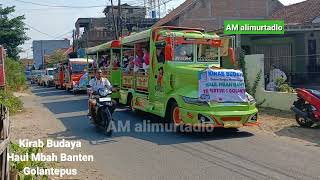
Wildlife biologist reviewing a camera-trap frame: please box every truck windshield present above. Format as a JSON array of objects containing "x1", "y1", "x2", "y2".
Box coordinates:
[
  {"x1": 173, "y1": 44, "x2": 194, "y2": 62},
  {"x1": 197, "y1": 44, "x2": 219, "y2": 63},
  {"x1": 48, "y1": 70, "x2": 54, "y2": 75},
  {"x1": 71, "y1": 63, "x2": 87, "y2": 73}
]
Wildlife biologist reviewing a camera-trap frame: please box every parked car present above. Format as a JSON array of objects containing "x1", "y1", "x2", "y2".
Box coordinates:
[
  {"x1": 30, "y1": 70, "x2": 45, "y2": 84},
  {"x1": 40, "y1": 68, "x2": 55, "y2": 87}
]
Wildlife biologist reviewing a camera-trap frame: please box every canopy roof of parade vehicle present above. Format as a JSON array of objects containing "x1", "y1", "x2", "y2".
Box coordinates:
[
  {"x1": 120, "y1": 26, "x2": 220, "y2": 45},
  {"x1": 86, "y1": 40, "x2": 121, "y2": 55}
]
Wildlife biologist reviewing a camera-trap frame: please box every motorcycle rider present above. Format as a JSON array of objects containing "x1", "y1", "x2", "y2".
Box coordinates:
[{"x1": 87, "y1": 69, "x2": 113, "y2": 117}]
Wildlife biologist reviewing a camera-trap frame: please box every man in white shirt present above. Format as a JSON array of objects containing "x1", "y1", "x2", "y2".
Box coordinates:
[
  {"x1": 267, "y1": 64, "x2": 287, "y2": 91},
  {"x1": 87, "y1": 69, "x2": 112, "y2": 116},
  {"x1": 269, "y1": 64, "x2": 287, "y2": 83}
]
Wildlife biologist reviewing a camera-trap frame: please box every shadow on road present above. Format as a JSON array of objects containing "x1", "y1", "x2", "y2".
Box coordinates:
[
  {"x1": 43, "y1": 99, "x2": 87, "y2": 114},
  {"x1": 34, "y1": 86, "x2": 254, "y2": 146},
  {"x1": 32, "y1": 87, "x2": 71, "y2": 97},
  {"x1": 275, "y1": 125, "x2": 320, "y2": 147}
]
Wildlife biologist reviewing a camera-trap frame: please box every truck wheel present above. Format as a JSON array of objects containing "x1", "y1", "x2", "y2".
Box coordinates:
[
  {"x1": 295, "y1": 115, "x2": 314, "y2": 128},
  {"x1": 170, "y1": 101, "x2": 187, "y2": 133},
  {"x1": 170, "y1": 102, "x2": 182, "y2": 125}
]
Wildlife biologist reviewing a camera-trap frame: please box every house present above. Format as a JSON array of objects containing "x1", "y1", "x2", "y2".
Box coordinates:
[
  {"x1": 153, "y1": 0, "x2": 283, "y2": 30},
  {"x1": 235, "y1": 0, "x2": 320, "y2": 88},
  {"x1": 75, "y1": 4, "x2": 158, "y2": 51},
  {"x1": 103, "y1": 3, "x2": 158, "y2": 33},
  {"x1": 32, "y1": 40, "x2": 70, "y2": 69},
  {"x1": 75, "y1": 18, "x2": 113, "y2": 50}
]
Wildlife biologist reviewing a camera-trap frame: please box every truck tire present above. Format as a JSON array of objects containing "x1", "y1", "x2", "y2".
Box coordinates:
[
  {"x1": 170, "y1": 101, "x2": 182, "y2": 125},
  {"x1": 170, "y1": 101, "x2": 187, "y2": 133}
]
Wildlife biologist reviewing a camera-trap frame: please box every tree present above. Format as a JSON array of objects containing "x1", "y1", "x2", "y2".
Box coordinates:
[
  {"x1": 47, "y1": 49, "x2": 67, "y2": 67},
  {"x1": 0, "y1": 6, "x2": 29, "y2": 59}
]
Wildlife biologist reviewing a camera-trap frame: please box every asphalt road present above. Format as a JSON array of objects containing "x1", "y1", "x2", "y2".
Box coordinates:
[{"x1": 32, "y1": 86, "x2": 320, "y2": 180}]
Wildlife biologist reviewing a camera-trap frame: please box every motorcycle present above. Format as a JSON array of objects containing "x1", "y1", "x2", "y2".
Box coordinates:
[
  {"x1": 291, "y1": 88, "x2": 320, "y2": 128},
  {"x1": 88, "y1": 86, "x2": 115, "y2": 135}
]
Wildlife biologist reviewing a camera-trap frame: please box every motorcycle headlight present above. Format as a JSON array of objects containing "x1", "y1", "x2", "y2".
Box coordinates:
[
  {"x1": 99, "y1": 89, "x2": 108, "y2": 96},
  {"x1": 182, "y1": 96, "x2": 208, "y2": 106},
  {"x1": 99, "y1": 89, "x2": 112, "y2": 96},
  {"x1": 246, "y1": 93, "x2": 256, "y2": 105}
]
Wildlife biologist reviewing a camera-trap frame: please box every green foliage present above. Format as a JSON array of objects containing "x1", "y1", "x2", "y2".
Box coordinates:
[
  {"x1": 238, "y1": 49, "x2": 251, "y2": 93},
  {"x1": 47, "y1": 49, "x2": 67, "y2": 67},
  {"x1": 238, "y1": 49, "x2": 265, "y2": 105},
  {"x1": 0, "y1": 90, "x2": 23, "y2": 114},
  {"x1": 275, "y1": 78, "x2": 295, "y2": 93},
  {"x1": 250, "y1": 69, "x2": 263, "y2": 98},
  {"x1": 5, "y1": 57, "x2": 27, "y2": 91},
  {"x1": 10, "y1": 142, "x2": 50, "y2": 180},
  {"x1": 238, "y1": 49, "x2": 262, "y2": 98},
  {"x1": 0, "y1": 6, "x2": 29, "y2": 59}
]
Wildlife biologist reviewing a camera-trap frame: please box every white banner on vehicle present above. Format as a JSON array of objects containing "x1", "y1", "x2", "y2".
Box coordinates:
[{"x1": 199, "y1": 69, "x2": 248, "y2": 102}]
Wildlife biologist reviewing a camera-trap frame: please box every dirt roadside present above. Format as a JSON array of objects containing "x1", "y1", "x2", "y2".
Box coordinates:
[
  {"x1": 11, "y1": 92, "x2": 106, "y2": 180},
  {"x1": 245, "y1": 107, "x2": 320, "y2": 146}
]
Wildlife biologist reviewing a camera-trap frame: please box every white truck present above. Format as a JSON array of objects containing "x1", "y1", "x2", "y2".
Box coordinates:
[{"x1": 40, "y1": 68, "x2": 55, "y2": 87}]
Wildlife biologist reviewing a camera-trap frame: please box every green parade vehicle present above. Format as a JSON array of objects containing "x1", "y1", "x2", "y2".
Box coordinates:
[
  {"x1": 86, "y1": 40, "x2": 122, "y2": 100},
  {"x1": 88, "y1": 26, "x2": 259, "y2": 130}
]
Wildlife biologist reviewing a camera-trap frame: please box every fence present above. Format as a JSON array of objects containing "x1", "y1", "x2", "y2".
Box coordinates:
[
  {"x1": 245, "y1": 54, "x2": 297, "y2": 111},
  {"x1": 0, "y1": 104, "x2": 9, "y2": 180},
  {"x1": 264, "y1": 54, "x2": 320, "y2": 89}
]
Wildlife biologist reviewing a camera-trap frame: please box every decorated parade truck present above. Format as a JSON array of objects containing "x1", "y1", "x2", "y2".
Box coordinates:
[
  {"x1": 88, "y1": 26, "x2": 259, "y2": 129},
  {"x1": 86, "y1": 40, "x2": 122, "y2": 99}
]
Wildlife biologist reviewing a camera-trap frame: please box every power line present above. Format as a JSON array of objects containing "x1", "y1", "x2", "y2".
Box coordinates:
[
  {"x1": 25, "y1": 23, "x2": 57, "y2": 38},
  {"x1": 53, "y1": 30, "x2": 73, "y2": 39},
  {"x1": 8, "y1": 14, "x2": 56, "y2": 38},
  {"x1": 13, "y1": 0, "x2": 106, "y2": 8}
]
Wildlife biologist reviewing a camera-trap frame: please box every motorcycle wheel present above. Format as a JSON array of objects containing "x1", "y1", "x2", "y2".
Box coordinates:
[
  {"x1": 295, "y1": 115, "x2": 314, "y2": 128},
  {"x1": 100, "y1": 107, "x2": 113, "y2": 136}
]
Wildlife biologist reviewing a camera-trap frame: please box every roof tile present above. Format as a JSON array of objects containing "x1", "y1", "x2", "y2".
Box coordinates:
[{"x1": 271, "y1": 0, "x2": 320, "y2": 24}]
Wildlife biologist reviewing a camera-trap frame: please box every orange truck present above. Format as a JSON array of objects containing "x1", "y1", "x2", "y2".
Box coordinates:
[{"x1": 63, "y1": 58, "x2": 93, "y2": 93}]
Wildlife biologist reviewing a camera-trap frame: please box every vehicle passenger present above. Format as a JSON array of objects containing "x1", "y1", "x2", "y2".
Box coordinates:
[
  {"x1": 142, "y1": 48, "x2": 150, "y2": 73},
  {"x1": 156, "y1": 48, "x2": 165, "y2": 64},
  {"x1": 133, "y1": 55, "x2": 143, "y2": 73},
  {"x1": 125, "y1": 57, "x2": 134, "y2": 74}
]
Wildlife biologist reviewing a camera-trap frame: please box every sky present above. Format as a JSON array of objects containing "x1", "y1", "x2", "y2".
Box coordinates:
[{"x1": 0, "y1": 0, "x2": 307, "y2": 59}]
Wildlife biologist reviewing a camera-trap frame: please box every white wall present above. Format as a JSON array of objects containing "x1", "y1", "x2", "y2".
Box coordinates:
[{"x1": 245, "y1": 54, "x2": 297, "y2": 111}]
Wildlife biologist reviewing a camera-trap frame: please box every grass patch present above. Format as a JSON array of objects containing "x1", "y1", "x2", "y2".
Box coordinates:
[
  {"x1": 0, "y1": 58, "x2": 26, "y2": 114},
  {"x1": 5, "y1": 57, "x2": 27, "y2": 91},
  {"x1": 0, "y1": 90, "x2": 23, "y2": 114}
]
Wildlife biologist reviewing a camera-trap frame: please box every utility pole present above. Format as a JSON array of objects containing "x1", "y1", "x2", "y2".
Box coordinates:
[
  {"x1": 110, "y1": 0, "x2": 119, "y2": 39},
  {"x1": 157, "y1": 0, "x2": 160, "y2": 18},
  {"x1": 118, "y1": 0, "x2": 122, "y2": 38},
  {"x1": 72, "y1": 29, "x2": 75, "y2": 52}
]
